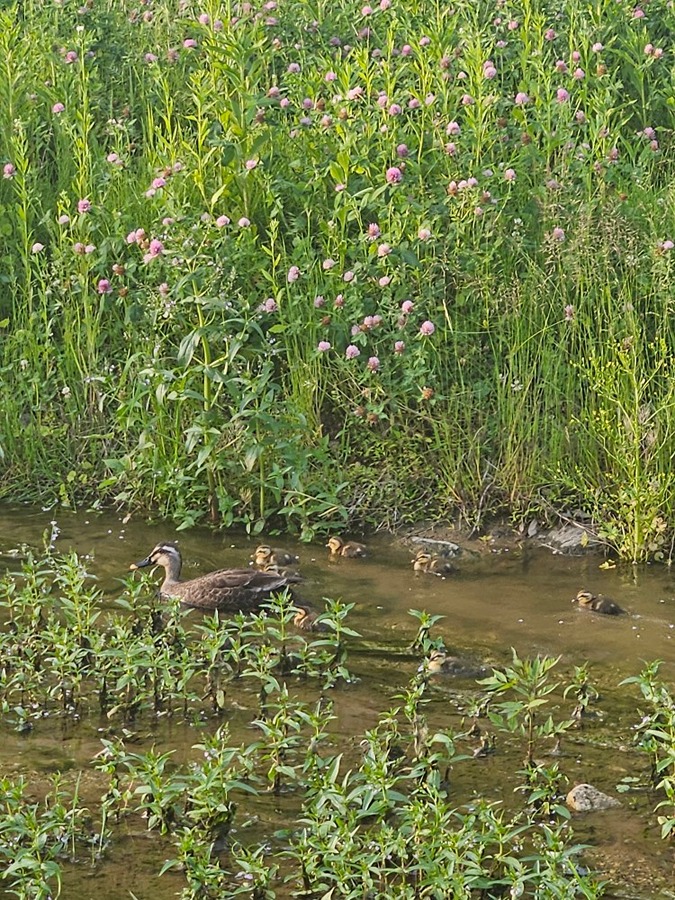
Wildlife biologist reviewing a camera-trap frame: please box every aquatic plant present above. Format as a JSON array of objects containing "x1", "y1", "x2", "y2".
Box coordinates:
[
  {"x1": 480, "y1": 649, "x2": 572, "y2": 766},
  {"x1": 622, "y1": 661, "x2": 675, "y2": 839}
]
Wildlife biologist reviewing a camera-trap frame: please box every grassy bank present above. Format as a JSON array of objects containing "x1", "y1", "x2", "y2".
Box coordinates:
[{"x1": 1, "y1": 0, "x2": 674, "y2": 558}]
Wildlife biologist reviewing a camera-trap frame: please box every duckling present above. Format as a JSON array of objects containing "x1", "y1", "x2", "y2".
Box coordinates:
[
  {"x1": 293, "y1": 606, "x2": 327, "y2": 632},
  {"x1": 573, "y1": 589, "x2": 625, "y2": 616},
  {"x1": 130, "y1": 542, "x2": 302, "y2": 612},
  {"x1": 420, "y1": 649, "x2": 491, "y2": 679},
  {"x1": 412, "y1": 549, "x2": 455, "y2": 576},
  {"x1": 473, "y1": 734, "x2": 497, "y2": 758},
  {"x1": 260, "y1": 561, "x2": 301, "y2": 579},
  {"x1": 326, "y1": 536, "x2": 367, "y2": 558},
  {"x1": 252, "y1": 544, "x2": 299, "y2": 568}
]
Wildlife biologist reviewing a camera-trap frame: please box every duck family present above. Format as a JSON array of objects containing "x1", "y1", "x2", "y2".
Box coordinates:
[{"x1": 129, "y1": 539, "x2": 629, "y2": 633}]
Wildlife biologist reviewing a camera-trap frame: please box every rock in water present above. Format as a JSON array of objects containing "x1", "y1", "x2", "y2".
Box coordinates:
[{"x1": 566, "y1": 783, "x2": 621, "y2": 812}]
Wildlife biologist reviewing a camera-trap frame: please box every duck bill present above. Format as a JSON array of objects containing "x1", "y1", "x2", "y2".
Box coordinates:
[{"x1": 129, "y1": 555, "x2": 152, "y2": 571}]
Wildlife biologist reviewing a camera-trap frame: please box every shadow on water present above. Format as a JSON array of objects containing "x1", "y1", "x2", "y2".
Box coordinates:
[{"x1": 1, "y1": 502, "x2": 675, "y2": 898}]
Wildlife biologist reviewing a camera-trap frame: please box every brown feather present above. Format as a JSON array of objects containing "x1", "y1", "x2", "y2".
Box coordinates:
[{"x1": 130, "y1": 542, "x2": 300, "y2": 612}]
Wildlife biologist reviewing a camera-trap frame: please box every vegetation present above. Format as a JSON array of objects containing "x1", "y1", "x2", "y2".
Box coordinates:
[
  {"x1": 0, "y1": 547, "x2": 674, "y2": 898},
  {"x1": 1, "y1": 0, "x2": 675, "y2": 558}
]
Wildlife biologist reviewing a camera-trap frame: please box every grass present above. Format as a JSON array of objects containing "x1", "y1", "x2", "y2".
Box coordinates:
[{"x1": 1, "y1": 0, "x2": 675, "y2": 558}]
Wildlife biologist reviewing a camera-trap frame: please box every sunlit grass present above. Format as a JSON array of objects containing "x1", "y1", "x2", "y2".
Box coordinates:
[{"x1": 1, "y1": 0, "x2": 674, "y2": 558}]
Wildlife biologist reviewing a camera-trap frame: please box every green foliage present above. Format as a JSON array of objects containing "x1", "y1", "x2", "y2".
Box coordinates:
[
  {"x1": 622, "y1": 662, "x2": 675, "y2": 840},
  {"x1": 2, "y1": 1, "x2": 675, "y2": 554}
]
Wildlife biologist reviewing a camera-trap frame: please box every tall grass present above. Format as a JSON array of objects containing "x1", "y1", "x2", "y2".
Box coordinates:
[{"x1": 1, "y1": 0, "x2": 674, "y2": 557}]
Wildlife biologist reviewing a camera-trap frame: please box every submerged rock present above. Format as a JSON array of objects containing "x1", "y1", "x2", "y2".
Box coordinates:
[{"x1": 566, "y1": 783, "x2": 621, "y2": 812}]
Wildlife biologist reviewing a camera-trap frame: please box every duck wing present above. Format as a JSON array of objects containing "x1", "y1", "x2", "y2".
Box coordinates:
[{"x1": 176, "y1": 567, "x2": 300, "y2": 611}]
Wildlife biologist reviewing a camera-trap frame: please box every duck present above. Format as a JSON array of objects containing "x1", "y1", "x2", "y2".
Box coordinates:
[
  {"x1": 412, "y1": 549, "x2": 455, "y2": 576},
  {"x1": 252, "y1": 544, "x2": 299, "y2": 568},
  {"x1": 129, "y1": 542, "x2": 301, "y2": 611},
  {"x1": 573, "y1": 589, "x2": 625, "y2": 616},
  {"x1": 292, "y1": 606, "x2": 327, "y2": 632},
  {"x1": 260, "y1": 561, "x2": 301, "y2": 579},
  {"x1": 326, "y1": 536, "x2": 367, "y2": 558},
  {"x1": 420, "y1": 649, "x2": 491, "y2": 678}
]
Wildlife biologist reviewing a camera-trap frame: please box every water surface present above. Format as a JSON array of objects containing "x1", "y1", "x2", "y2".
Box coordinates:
[{"x1": 1, "y1": 503, "x2": 674, "y2": 898}]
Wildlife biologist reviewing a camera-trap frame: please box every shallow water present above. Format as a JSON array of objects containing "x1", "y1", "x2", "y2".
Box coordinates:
[{"x1": 1, "y1": 503, "x2": 675, "y2": 898}]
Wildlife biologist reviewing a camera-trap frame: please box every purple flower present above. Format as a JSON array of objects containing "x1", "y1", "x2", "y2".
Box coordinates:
[
  {"x1": 323, "y1": 258, "x2": 336, "y2": 270},
  {"x1": 401, "y1": 300, "x2": 414, "y2": 314},
  {"x1": 418, "y1": 227, "x2": 431, "y2": 241},
  {"x1": 3, "y1": 162, "x2": 15, "y2": 179},
  {"x1": 287, "y1": 62, "x2": 301, "y2": 74},
  {"x1": 367, "y1": 356, "x2": 380, "y2": 371},
  {"x1": 183, "y1": 39, "x2": 198, "y2": 49},
  {"x1": 216, "y1": 215, "x2": 230, "y2": 227},
  {"x1": 245, "y1": 158, "x2": 258, "y2": 171},
  {"x1": 659, "y1": 240, "x2": 674, "y2": 251},
  {"x1": 556, "y1": 88, "x2": 570, "y2": 103},
  {"x1": 314, "y1": 295, "x2": 326, "y2": 308},
  {"x1": 377, "y1": 243, "x2": 391, "y2": 257},
  {"x1": 74, "y1": 242, "x2": 85, "y2": 254},
  {"x1": 57, "y1": 214, "x2": 70, "y2": 225},
  {"x1": 287, "y1": 265, "x2": 300, "y2": 283},
  {"x1": 386, "y1": 166, "x2": 402, "y2": 184},
  {"x1": 388, "y1": 103, "x2": 402, "y2": 116},
  {"x1": 504, "y1": 168, "x2": 516, "y2": 182},
  {"x1": 345, "y1": 344, "x2": 360, "y2": 359},
  {"x1": 419, "y1": 320, "x2": 435, "y2": 336},
  {"x1": 152, "y1": 177, "x2": 166, "y2": 189},
  {"x1": 446, "y1": 121, "x2": 461, "y2": 136},
  {"x1": 317, "y1": 340, "x2": 331, "y2": 352},
  {"x1": 552, "y1": 227, "x2": 565, "y2": 242},
  {"x1": 394, "y1": 340, "x2": 405, "y2": 354},
  {"x1": 378, "y1": 275, "x2": 391, "y2": 287},
  {"x1": 592, "y1": 42, "x2": 604, "y2": 52},
  {"x1": 343, "y1": 270, "x2": 355, "y2": 283},
  {"x1": 97, "y1": 278, "x2": 112, "y2": 294},
  {"x1": 84, "y1": 244, "x2": 96, "y2": 255},
  {"x1": 259, "y1": 297, "x2": 278, "y2": 313},
  {"x1": 396, "y1": 143, "x2": 409, "y2": 157},
  {"x1": 77, "y1": 198, "x2": 91, "y2": 214},
  {"x1": 573, "y1": 67, "x2": 585, "y2": 80},
  {"x1": 31, "y1": 242, "x2": 44, "y2": 253},
  {"x1": 238, "y1": 217, "x2": 250, "y2": 227},
  {"x1": 545, "y1": 28, "x2": 557, "y2": 40},
  {"x1": 564, "y1": 305, "x2": 575, "y2": 321},
  {"x1": 515, "y1": 92, "x2": 530, "y2": 106},
  {"x1": 334, "y1": 294, "x2": 344, "y2": 307}
]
